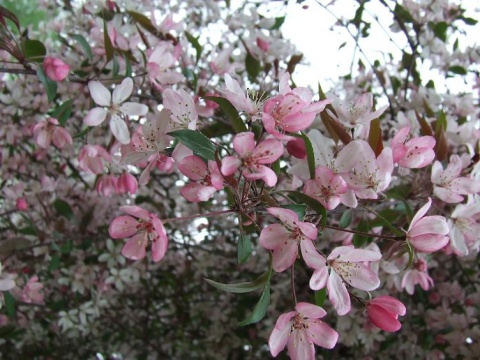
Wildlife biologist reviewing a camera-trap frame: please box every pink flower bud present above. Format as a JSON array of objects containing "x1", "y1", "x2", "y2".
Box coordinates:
[
  {"x1": 286, "y1": 138, "x2": 306, "y2": 159},
  {"x1": 96, "y1": 175, "x2": 118, "y2": 196},
  {"x1": 366, "y1": 295, "x2": 406, "y2": 332},
  {"x1": 43, "y1": 57, "x2": 70, "y2": 82},
  {"x1": 16, "y1": 198, "x2": 28, "y2": 211},
  {"x1": 117, "y1": 173, "x2": 138, "y2": 194}
]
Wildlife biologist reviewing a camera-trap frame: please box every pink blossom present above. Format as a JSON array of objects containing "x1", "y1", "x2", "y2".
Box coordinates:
[
  {"x1": 222, "y1": 74, "x2": 265, "y2": 121},
  {"x1": 221, "y1": 132, "x2": 283, "y2": 187},
  {"x1": 259, "y1": 207, "x2": 318, "y2": 272},
  {"x1": 96, "y1": 175, "x2": 118, "y2": 197},
  {"x1": 391, "y1": 126, "x2": 435, "y2": 168},
  {"x1": 109, "y1": 205, "x2": 168, "y2": 262},
  {"x1": 162, "y1": 89, "x2": 198, "y2": 131},
  {"x1": 147, "y1": 41, "x2": 184, "y2": 90},
  {"x1": 263, "y1": 73, "x2": 331, "y2": 139},
  {"x1": 448, "y1": 203, "x2": 480, "y2": 256},
  {"x1": 43, "y1": 56, "x2": 69, "y2": 82},
  {"x1": 0, "y1": 263, "x2": 15, "y2": 292},
  {"x1": 406, "y1": 198, "x2": 449, "y2": 253},
  {"x1": 178, "y1": 155, "x2": 223, "y2": 202},
  {"x1": 78, "y1": 145, "x2": 112, "y2": 174},
  {"x1": 84, "y1": 78, "x2": 149, "y2": 144},
  {"x1": 286, "y1": 138, "x2": 306, "y2": 159},
  {"x1": 328, "y1": 93, "x2": 388, "y2": 128},
  {"x1": 431, "y1": 155, "x2": 480, "y2": 203},
  {"x1": 366, "y1": 295, "x2": 406, "y2": 332},
  {"x1": 117, "y1": 173, "x2": 138, "y2": 195},
  {"x1": 304, "y1": 166, "x2": 352, "y2": 210},
  {"x1": 210, "y1": 48, "x2": 235, "y2": 75},
  {"x1": 21, "y1": 276, "x2": 44, "y2": 304},
  {"x1": 309, "y1": 246, "x2": 382, "y2": 315},
  {"x1": 16, "y1": 198, "x2": 28, "y2": 211},
  {"x1": 268, "y1": 302, "x2": 338, "y2": 359},
  {"x1": 401, "y1": 259, "x2": 434, "y2": 295},
  {"x1": 33, "y1": 118, "x2": 72, "y2": 149}
]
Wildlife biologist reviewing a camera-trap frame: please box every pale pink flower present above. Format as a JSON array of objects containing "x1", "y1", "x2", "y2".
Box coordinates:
[
  {"x1": 78, "y1": 145, "x2": 112, "y2": 174},
  {"x1": 221, "y1": 132, "x2": 283, "y2": 187},
  {"x1": 147, "y1": 42, "x2": 184, "y2": 90},
  {"x1": 21, "y1": 276, "x2": 44, "y2": 304},
  {"x1": 33, "y1": 118, "x2": 72, "y2": 149},
  {"x1": 304, "y1": 166, "x2": 352, "y2": 210},
  {"x1": 210, "y1": 48, "x2": 235, "y2": 75},
  {"x1": 16, "y1": 198, "x2": 28, "y2": 211},
  {"x1": 391, "y1": 126, "x2": 435, "y2": 168},
  {"x1": 222, "y1": 74, "x2": 265, "y2": 121},
  {"x1": 309, "y1": 246, "x2": 382, "y2": 315},
  {"x1": 406, "y1": 198, "x2": 449, "y2": 253},
  {"x1": 0, "y1": 263, "x2": 15, "y2": 293},
  {"x1": 401, "y1": 258, "x2": 434, "y2": 295},
  {"x1": 448, "y1": 203, "x2": 480, "y2": 256},
  {"x1": 116, "y1": 173, "x2": 138, "y2": 195},
  {"x1": 154, "y1": 13, "x2": 183, "y2": 34},
  {"x1": 268, "y1": 302, "x2": 338, "y2": 359},
  {"x1": 259, "y1": 207, "x2": 318, "y2": 272},
  {"x1": 263, "y1": 73, "x2": 331, "y2": 139},
  {"x1": 162, "y1": 89, "x2": 198, "y2": 131},
  {"x1": 431, "y1": 155, "x2": 480, "y2": 203},
  {"x1": 96, "y1": 175, "x2": 118, "y2": 197},
  {"x1": 328, "y1": 93, "x2": 388, "y2": 128},
  {"x1": 109, "y1": 205, "x2": 168, "y2": 262},
  {"x1": 84, "y1": 78, "x2": 149, "y2": 144},
  {"x1": 43, "y1": 56, "x2": 69, "y2": 82},
  {"x1": 366, "y1": 295, "x2": 406, "y2": 332},
  {"x1": 178, "y1": 155, "x2": 223, "y2": 202}
]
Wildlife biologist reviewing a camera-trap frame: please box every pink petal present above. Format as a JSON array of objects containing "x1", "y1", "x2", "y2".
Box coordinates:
[
  {"x1": 220, "y1": 156, "x2": 241, "y2": 176},
  {"x1": 344, "y1": 263, "x2": 380, "y2": 291},
  {"x1": 121, "y1": 102, "x2": 149, "y2": 116},
  {"x1": 297, "y1": 221, "x2": 318, "y2": 240},
  {"x1": 121, "y1": 234, "x2": 147, "y2": 260},
  {"x1": 110, "y1": 115, "x2": 131, "y2": 144},
  {"x1": 369, "y1": 295, "x2": 406, "y2": 316},
  {"x1": 367, "y1": 304, "x2": 402, "y2": 332},
  {"x1": 267, "y1": 207, "x2": 298, "y2": 227},
  {"x1": 327, "y1": 271, "x2": 351, "y2": 315},
  {"x1": 109, "y1": 215, "x2": 138, "y2": 238},
  {"x1": 253, "y1": 138, "x2": 283, "y2": 164},
  {"x1": 300, "y1": 240, "x2": 323, "y2": 269},
  {"x1": 260, "y1": 224, "x2": 292, "y2": 250},
  {"x1": 272, "y1": 239, "x2": 299, "y2": 272},
  {"x1": 88, "y1": 81, "x2": 111, "y2": 106},
  {"x1": 119, "y1": 205, "x2": 150, "y2": 219},
  {"x1": 409, "y1": 198, "x2": 432, "y2": 230},
  {"x1": 178, "y1": 155, "x2": 208, "y2": 180},
  {"x1": 112, "y1": 77, "x2": 133, "y2": 104},
  {"x1": 233, "y1": 132, "x2": 256, "y2": 157},
  {"x1": 287, "y1": 330, "x2": 315, "y2": 360},
  {"x1": 269, "y1": 312, "x2": 295, "y2": 357},
  {"x1": 151, "y1": 235, "x2": 168, "y2": 262},
  {"x1": 180, "y1": 183, "x2": 217, "y2": 202},
  {"x1": 296, "y1": 302, "x2": 326, "y2": 319},
  {"x1": 409, "y1": 234, "x2": 449, "y2": 253},
  {"x1": 307, "y1": 320, "x2": 339, "y2": 349},
  {"x1": 84, "y1": 107, "x2": 108, "y2": 126},
  {"x1": 408, "y1": 216, "x2": 449, "y2": 237},
  {"x1": 244, "y1": 165, "x2": 278, "y2": 187},
  {"x1": 309, "y1": 265, "x2": 328, "y2": 290}
]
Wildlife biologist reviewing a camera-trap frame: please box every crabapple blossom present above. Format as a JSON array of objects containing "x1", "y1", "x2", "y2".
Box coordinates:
[
  {"x1": 78, "y1": 145, "x2": 112, "y2": 174},
  {"x1": 109, "y1": 205, "x2": 168, "y2": 262},
  {"x1": 222, "y1": 74, "x2": 265, "y2": 121},
  {"x1": 262, "y1": 73, "x2": 331, "y2": 139},
  {"x1": 96, "y1": 175, "x2": 118, "y2": 197},
  {"x1": 391, "y1": 126, "x2": 436, "y2": 168},
  {"x1": 43, "y1": 56, "x2": 69, "y2": 81},
  {"x1": 366, "y1": 296, "x2": 406, "y2": 332},
  {"x1": 84, "y1": 77, "x2": 149, "y2": 144},
  {"x1": 259, "y1": 207, "x2": 318, "y2": 272},
  {"x1": 116, "y1": 173, "x2": 138, "y2": 195},
  {"x1": 406, "y1": 198, "x2": 449, "y2": 253},
  {"x1": 221, "y1": 132, "x2": 283, "y2": 186},
  {"x1": 178, "y1": 155, "x2": 223, "y2": 202},
  {"x1": 268, "y1": 302, "x2": 338, "y2": 359},
  {"x1": 20, "y1": 276, "x2": 44, "y2": 304},
  {"x1": 431, "y1": 155, "x2": 480, "y2": 203},
  {"x1": 33, "y1": 117, "x2": 72, "y2": 149},
  {"x1": 0, "y1": 262, "x2": 15, "y2": 293},
  {"x1": 147, "y1": 41, "x2": 184, "y2": 90},
  {"x1": 448, "y1": 203, "x2": 480, "y2": 256},
  {"x1": 162, "y1": 88, "x2": 198, "y2": 131},
  {"x1": 309, "y1": 246, "x2": 382, "y2": 315},
  {"x1": 328, "y1": 93, "x2": 388, "y2": 128},
  {"x1": 401, "y1": 258, "x2": 434, "y2": 295}
]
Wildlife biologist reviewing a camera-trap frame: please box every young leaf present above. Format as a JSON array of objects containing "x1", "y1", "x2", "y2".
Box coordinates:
[
  {"x1": 127, "y1": 10, "x2": 157, "y2": 34},
  {"x1": 204, "y1": 272, "x2": 269, "y2": 293},
  {"x1": 204, "y1": 96, "x2": 247, "y2": 133},
  {"x1": 103, "y1": 20, "x2": 114, "y2": 63},
  {"x1": 300, "y1": 132, "x2": 316, "y2": 179},
  {"x1": 238, "y1": 234, "x2": 253, "y2": 264},
  {"x1": 368, "y1": 118, "x2": 384, "y2": 156},
  {"x1": 238, "y1": 282, "x2": 271, "y2": 326},
  {"x1": 339, "y1": 209, "x2": 352, "y2": 229},
  {"x1": 270, "y1": 16, "x2": 285, "y2": 30},
  {"x1": 169, "y1": 129, "x2": 216, "y2": 161},
  {"x1": 70, "y1": 33, "x2": 93, "y2": 61},
  {"x1": 36, "y1": 67, "x2": 57, "y2": 103},
  {"x1": 245, "y1": 52, "x2": 260, "y2": 81},
  {"x1": 50, "y1": 99, "x2": 74, "y2": 126},
  {"x1": 23, "y1": 39, "x2": 46, "y2": 61},
  {"x1": 3, "y1": 292, "x2": 15, "y2": 318},
  {"x1": 53, "y1": 199, "x2": 74, "y2": 220},
  {"x1": 185, "y1": 31, "x2": 202, "y2": 64},
  {"x1": 314, "y1": 288, "x2": 327, "y2": 307}
]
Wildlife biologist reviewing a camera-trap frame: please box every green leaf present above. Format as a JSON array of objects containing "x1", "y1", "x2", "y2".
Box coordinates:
[
  {"x1": 405, "y1": 242, "x2": 414, "y2": 270},
  {"x1": 314, "y1": 288, "x2": 327, "y2": 307},
  {"x1": 448, "y1": 66, "x2": 467, "y2": 75},
  {"x1": 112, "y1": 54, "x2": 119, "y2": 76},
  {"x1": 245, "y1": 52, "x2": 260, "y2": 81},
  {"x1": 124, "y1": 53, "x2": 132, "y2": 78},
  {"x1": 49, "y1": 254, "x2": 60, "y2": 271},
  {"x1": 239, "y1": 282, "x2": 270, "y2": 326},
  {"x1": 205, "y1": 272, "x2": 269, "y2": 293},
  {"x1": 23, "y1": 39, "x2": 46, "y2": 61},
  {"x1": 70, "y1": 33, "x2": 93, "y2": 61},
  {"x1": 270, "y1": 16, "x2": 285, "y2": 30},
  {"x1": 36, "y1": 67, "x2": 57, "y2": 103},
  {"x1": 103, "y1": 20, "x2": 114, "y2": 63},
  {"x1": 127, "y1": 10, "x2": 157, "y2": 34},
  {"x1": 238, "y1": 234, "x2": 253, "y2": 264},
  {"x1": 3, "y1": 292, "x2": 15, "y2": 317},
  {"x1": 339, "y1": 210, "x2": 352, "y2": 229},
  {"x1": 50, "y1": 99, "x2": 74, "y2": 126},
  {"x1": 460, "y1": 16, "x2": 477, "y2": 26},
  {"x1": 300, "y1": 132, "x2": 316, "y2": 179},
  {"x1": 280, "y1": 204, "x2": 307, "y2": 220},
  {"x1": 204, "y1": 96, "x2": 247, "y2": 133},
  {"x1": 53, "y1": 199, "x2": 74, "y2": 220},
  {"x1": 185, "y1": 31, "x2": 202, "y2": 64},
  {"x1": 168, "y1": 129, "x2": 216, "y2": 161},
  {"x1": 286, "y1": 191, "x2": 327, "y2": 228},
  {"x1": 433, "y1": 21, "x2": 448, "y2": 42}
]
